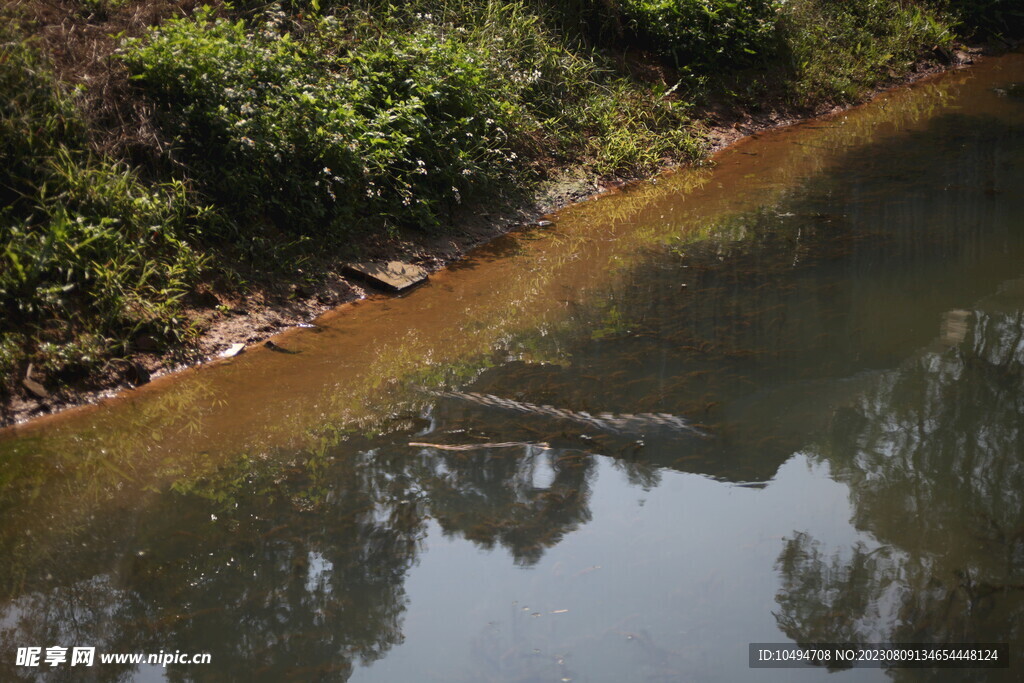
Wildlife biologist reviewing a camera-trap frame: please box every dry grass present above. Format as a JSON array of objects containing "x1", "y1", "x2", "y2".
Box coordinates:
[{"x1": 6, "y1": 0, "x2": 207, "y2": 165}]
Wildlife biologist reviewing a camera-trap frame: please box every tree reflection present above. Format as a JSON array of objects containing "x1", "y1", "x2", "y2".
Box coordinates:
[
  {"x1": 0, "y1": 445, "x2": 426, "y2": 681},
  {"x1": 773, "y1": 289, "x2": 1024, "y2": 676},
  {"x1": 775, "y1": 533, "x2": 902, "y2": 647},
  {"x1": 418, "y1": 442, "x2": 594, "y2": 566}
]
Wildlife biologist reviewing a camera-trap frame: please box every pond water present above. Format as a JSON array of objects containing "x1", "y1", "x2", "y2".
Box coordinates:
[{"x1": 2, "y1": 53, "x2": 1024, "y2": 682}]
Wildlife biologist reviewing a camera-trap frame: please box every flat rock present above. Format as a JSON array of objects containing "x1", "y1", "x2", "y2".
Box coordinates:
[{"x1": 344, "y1": 261, "x2": 428, "y2": 292}]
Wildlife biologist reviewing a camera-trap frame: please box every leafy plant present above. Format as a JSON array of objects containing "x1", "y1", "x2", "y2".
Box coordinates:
[
  {"x1": 620, "y1": 0, "x2": 781, "y2": 69},
  {"x1": 121, "y1": 3, "x2": 700, "y2": 238}
]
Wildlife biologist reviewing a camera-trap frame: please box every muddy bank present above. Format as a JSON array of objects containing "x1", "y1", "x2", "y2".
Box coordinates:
[{"x1": 0, "y1": 47, "x2": 990, "y2": 427}]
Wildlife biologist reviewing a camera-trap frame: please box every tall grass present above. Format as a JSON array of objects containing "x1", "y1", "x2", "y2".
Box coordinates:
[
  {"x1": 779, "y1": 0, "x2": 953, "y2": 106},
  {"x1": 1, "y1": 27, "x2": 207, "y2": 388}
]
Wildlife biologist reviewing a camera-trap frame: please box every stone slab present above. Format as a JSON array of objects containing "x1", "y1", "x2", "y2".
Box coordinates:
[{"x1": 344, "y1": 261, "x2": 428, "y2": 292}]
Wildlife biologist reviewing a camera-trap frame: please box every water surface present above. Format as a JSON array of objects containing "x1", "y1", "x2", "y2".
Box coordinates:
[{"x1": 3, "y1": 54, "x2": 1024, "y2": 682}]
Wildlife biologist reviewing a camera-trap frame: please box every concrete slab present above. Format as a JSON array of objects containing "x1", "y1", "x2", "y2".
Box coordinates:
[{"x1": 344, "y1": 261, "x2": 428, "y2": 292}]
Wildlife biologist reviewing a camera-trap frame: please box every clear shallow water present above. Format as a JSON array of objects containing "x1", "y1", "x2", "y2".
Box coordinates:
[{"x1": 2, "y1": 54, "x2": 1024, "y2": 682}]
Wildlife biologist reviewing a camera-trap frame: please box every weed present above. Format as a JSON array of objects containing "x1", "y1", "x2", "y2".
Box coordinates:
[
  {"x1": 1, "y1": 27, "x2": 207, "y2": 387},
  {"x1": 779, "y1": 0, "x2": 953, "y2": 106}
]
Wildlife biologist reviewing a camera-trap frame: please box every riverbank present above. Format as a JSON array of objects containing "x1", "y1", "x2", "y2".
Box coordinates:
[{"x1": 1, "y1": 0, "x2": 1020, "y2": 425}]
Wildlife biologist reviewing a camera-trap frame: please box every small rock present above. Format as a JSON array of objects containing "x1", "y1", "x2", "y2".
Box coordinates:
[
  {"x1": 953, "y1": 50, "x2": 973, "y2": 66},
  {"x1": 316, "y1": 281, "x2": 351, "y2": 305},
  {"x1": 220, "y1": 343, "x2": 246, "y2": 359},
  {"x1": 264, "y1": 340, "x2": 299, "y2": 354},
  {"x1": 133, "y1": 334, "x2": 159, "y2": 352},
  {"x1": 22, "y1": 365, "x2": 48, "y2": 397},
  {"x1": 22, "y1": 365, "x2": 49, "y2": 399},
  {"x1": 536, "y1": 220, "x2": 555, "y2": 228},
  {"x1": 22, "y1": 376, "x2": 49, "y2": 400}
]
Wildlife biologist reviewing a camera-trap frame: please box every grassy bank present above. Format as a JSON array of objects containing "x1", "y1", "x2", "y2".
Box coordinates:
[{"x1": 1, "y1": 0, "x2": 1020, "y2": 418}]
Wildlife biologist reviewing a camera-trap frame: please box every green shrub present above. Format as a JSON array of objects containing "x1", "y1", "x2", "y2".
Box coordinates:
[
  {"x1": 938, "y1": 0, "x2": 1024, "y2": 39},
  {"x1": 121, "y1": 4, "x2": 700, "y2": 237},
  {"x1": 620, "y1": 0, "x2": 780, "y2": 69},
  {"x1": 122, "y1": 8, "x2": 537, "y2": 234}
]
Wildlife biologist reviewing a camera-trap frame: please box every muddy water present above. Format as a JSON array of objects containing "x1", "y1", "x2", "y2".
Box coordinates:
[{"x1": 4, "y1": 54, "x2": 1024, "y2": 682}]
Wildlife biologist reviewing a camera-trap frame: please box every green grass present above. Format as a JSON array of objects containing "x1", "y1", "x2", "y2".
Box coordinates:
[
  {"x1": 621, "y1": 0, "x2": 779, "y2": 70},
  {"x1": 1, "y1": 26, "x2": 207, "y2": 387},
  {"x1": 779, "y1": 0, "x2": 954, "y2": 105}
]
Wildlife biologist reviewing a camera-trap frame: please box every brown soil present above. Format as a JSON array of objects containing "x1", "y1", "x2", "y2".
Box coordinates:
[{"x1": 0, "y1": 45, "x2": 993, "y2": 427}]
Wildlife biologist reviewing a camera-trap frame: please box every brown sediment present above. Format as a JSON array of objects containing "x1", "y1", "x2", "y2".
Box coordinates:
[{"x1": 0, "y1": 45, "x2": 994, "y2": 427}]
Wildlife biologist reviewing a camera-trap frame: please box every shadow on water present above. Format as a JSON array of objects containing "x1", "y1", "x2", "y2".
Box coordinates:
[{"x1": 2, "y1": 55, "x2": 1024, "y2": 681}]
